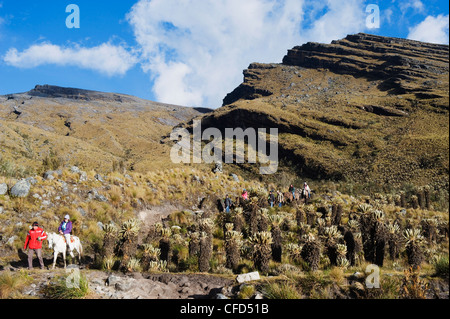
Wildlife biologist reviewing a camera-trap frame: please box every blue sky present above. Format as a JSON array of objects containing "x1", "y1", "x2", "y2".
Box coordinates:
[{"x1": 0, "y1": 0, "x2": 448, "y2": 108}]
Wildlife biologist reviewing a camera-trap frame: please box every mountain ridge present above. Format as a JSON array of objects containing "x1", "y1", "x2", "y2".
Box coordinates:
[{"x1": 190, "y1": 33, "x2": 449, "y2": 191}]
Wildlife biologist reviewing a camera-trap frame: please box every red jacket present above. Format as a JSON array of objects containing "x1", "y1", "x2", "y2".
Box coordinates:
[{"x1": 24, "y1": 227, "x2": 47, "y2": 250}]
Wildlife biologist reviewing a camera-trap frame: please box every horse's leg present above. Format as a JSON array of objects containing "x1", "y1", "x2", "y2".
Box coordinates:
[
  {"x1": 78, "y1": 242, "x2": 82, "y2": 266},
  {"x1": 63, "y1": 250, "x2": 67, "y2": 269},
  {"x1": 52, "y1": 251, "x2": 57, "y2": 269}
]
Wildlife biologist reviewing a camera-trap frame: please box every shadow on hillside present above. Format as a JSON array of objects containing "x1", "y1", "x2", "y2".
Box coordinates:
[{"x1": 7, "y1": 249, "x2": 95, "y2": 270}]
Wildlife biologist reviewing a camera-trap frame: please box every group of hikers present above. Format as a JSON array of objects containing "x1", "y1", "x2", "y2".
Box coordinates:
[
  {"x1": 23, "y1": 215, "x2": 73, "y2": 270},
  {"x1": 224, "y1": 182, "x2": 311, "y2": 213},
  {"x1": 25, "y1": 183, "x2": 312, "y2": 268}
]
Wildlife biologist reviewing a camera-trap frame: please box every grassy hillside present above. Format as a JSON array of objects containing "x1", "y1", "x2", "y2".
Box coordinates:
[
  {"x1": 185, "y1": 34, "x2": 449, "y2": 198},
  {"x1": 0, "y1": 85, "x2": 208, "y2": 176}
]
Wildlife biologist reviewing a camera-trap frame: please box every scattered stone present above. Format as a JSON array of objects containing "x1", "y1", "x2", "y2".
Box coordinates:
[
  {"x1": 10, "y1": 179, "x2": 31, "y2": 198},
  {"x1": 43, "y1": 171, "x2": 56, "y2": 180},
  {"x1": 79, "y1": 171, "x2": 88, "y2": 182},
  {"x1": 213, "y1": 162, "x2": 223, "y2": 174},
  {"x1": 236, "y1": 272, "x2": 260, "y2": 284},
  {"x1": 0, "y1": 183, "x2": 7, "y2": 195},
  {"x1": 70, "y1": 166, "x2": 81, "y2": 174},
  {"x1": 7, "y1": 236, "x2": 17, "y2": 246},
  {"x1": 26, "y1": 177, "x2": 38, "y2": 185},
  {"x1": 106, "y1": 274, "x2": 122, "y2": 287}
]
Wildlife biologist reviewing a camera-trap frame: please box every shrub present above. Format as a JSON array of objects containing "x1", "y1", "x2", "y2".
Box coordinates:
[
  {"x1": 400, "y1": 267, "x2": 429, "y2": 299},
  {"x1": 0, "y1": 271, "x2": 33, "y2": 299},
  {"x1": 433, "y1": 255, "x2": 449, "y2": 279},
  {"x1": 41, "y1": 273, "x2": 90, "y2": 299},
  {"x1": 262, "y1": 280, "x2": 302, "y2": 299}
]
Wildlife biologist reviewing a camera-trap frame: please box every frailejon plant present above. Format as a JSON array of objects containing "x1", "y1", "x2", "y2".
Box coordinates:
[
  {"x1": 286, "y1": 243, "x2": 302, "y2": 264},
  {"x1": 141, "y1": 244, "x2": 161, "y2": 271},
  {"x1": 373, "y1": 210, "x2": 387, "y2": 267},
  {"x1": 249, "y1": 231, "x2": 273, "y2": 273},
  {"x1": 300, "y1": 233, "x2": 321, "y2": 271},
  {"x1": 305, "y1": 205, "x2": 316, "y2": 226},
  {"x1": 224, "y1": 230, "x2": 243, "y2": 271},
  {"x1": 189, "y1": 232, "x2": 200, "y2": 258},
  {"x1": 118, "y1": 219, "x2": 141, "y2": 270},
  {"x1": 159, "y1": 227, "x2": 172, "y2": 263},
  {"x1": 269, "y1": 214, "x2": 284, "y2": 263},
  {"x1": 344, "y1": 227, "x2": 356, "y2": 266},
  {"x1": 233, "y1": 207, "x2": 245, "y2": 233},
  {"x1": 126, "y1": 257, "x2": 141, "y2": 273},
  {"x1": 387, "y1": 223, "x2": 401, "y2": 261},
  {"x1": 296, "y1": 206, "x2": 305, "y2": 226},
  {"x1": 258, "y1": 209, "x2": 269, "y2": 232},
  {"x1": 199, "y1": 231, "x2": 213, "y2": 273},
  {"x1": 102, "y1": 222, "x2": 118, "y2": 259},
  {"x1": 321, "y1": 226, "x2": 343, "y2": 266},
  {"x1": 421, "y1": 218, "x2": 438, "y2": 243},
  {"x1": 404, "y1": 229, "x2": 425, "y2": 269}
]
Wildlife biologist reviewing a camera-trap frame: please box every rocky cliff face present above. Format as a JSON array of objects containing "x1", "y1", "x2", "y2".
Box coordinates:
[
  {"x1": 224, "y1": 33, "x2": 449, "y2": 105},
  {"x1": 283, "y1": 33, "x2": 449, "y2": 95},
  {"x1": 201, "y1": 33, "x2": 449, "y2": 189}
]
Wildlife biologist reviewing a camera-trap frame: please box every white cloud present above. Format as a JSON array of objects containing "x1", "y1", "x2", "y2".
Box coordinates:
[
  {"x1": 3, "y1": 42, "x2": 138, "y2": 76},
  {"x1": 400, "y1": 0, "x2": 425, "y2": 13},
  {"x1": 408, "y1": 14, "x2": 449, "y2": 44},
  {"x1": 301, "y1": 0, "x2": 366, "y2": 44},
  {"x1": 127, "y1": 0, "x2": 367, "y2": 108}
]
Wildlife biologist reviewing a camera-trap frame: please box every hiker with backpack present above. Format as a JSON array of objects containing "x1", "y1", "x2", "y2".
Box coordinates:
[
  {"x1": 242, "y1": 189, "x2": 249, "y2": 201},
  {"x1": 225, "y1": 195, "x2": 232, "y2": 213},
  {"x1": 303, "y1": 182, "x2": 311, "y2": 199},
  {"x1": 277, "y1": 191, "x2": 284, "y2": 207},
  {"x1": 269, "y1": 191, "x2": 275, "y2": 208},
  {"x1": 289, "y1": 184, "x2": 296, "y2": 200}
]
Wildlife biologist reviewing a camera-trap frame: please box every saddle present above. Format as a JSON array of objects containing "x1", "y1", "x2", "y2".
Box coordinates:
[{"x1": 61, "y1": 235, "x2": 75, "y2": 244}]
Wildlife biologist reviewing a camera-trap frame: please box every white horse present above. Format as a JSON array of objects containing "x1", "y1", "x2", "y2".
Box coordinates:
[{"x1": 47, "y1": 232, "x2": 83, "y2": 269}]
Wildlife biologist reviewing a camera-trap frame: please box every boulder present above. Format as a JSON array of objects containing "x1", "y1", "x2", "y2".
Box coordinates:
[
  {"x1": 106, "y1": 274, "x2": 122, "y2": 287},
  {"x1": 10, "y1": 179, "x2": 31, "y2": 198},
  {"x1": 0, "y1": 183, "x2": 8, "y2": 195},
  {"x1": 236, "y1": 272, "x2": 260, "y2": 284}
]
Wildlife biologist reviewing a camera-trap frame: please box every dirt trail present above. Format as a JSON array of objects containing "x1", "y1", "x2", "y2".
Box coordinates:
[
  {"x1": 14, "y1": 268, "x2": 235, "y2": 299},
  {"x1": 137, "y1": 204, "x2": 186, "y2": 231}
]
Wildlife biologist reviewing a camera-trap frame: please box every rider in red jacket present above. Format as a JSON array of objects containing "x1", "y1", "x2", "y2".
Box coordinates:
[{"x1": 24, "y1": 222, "x2": 47, "y2": 269}]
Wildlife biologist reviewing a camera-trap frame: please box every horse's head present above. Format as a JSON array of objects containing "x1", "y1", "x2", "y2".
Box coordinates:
[{"x1": 47, "y1": 232, "x2": 54, "y2": 248}]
